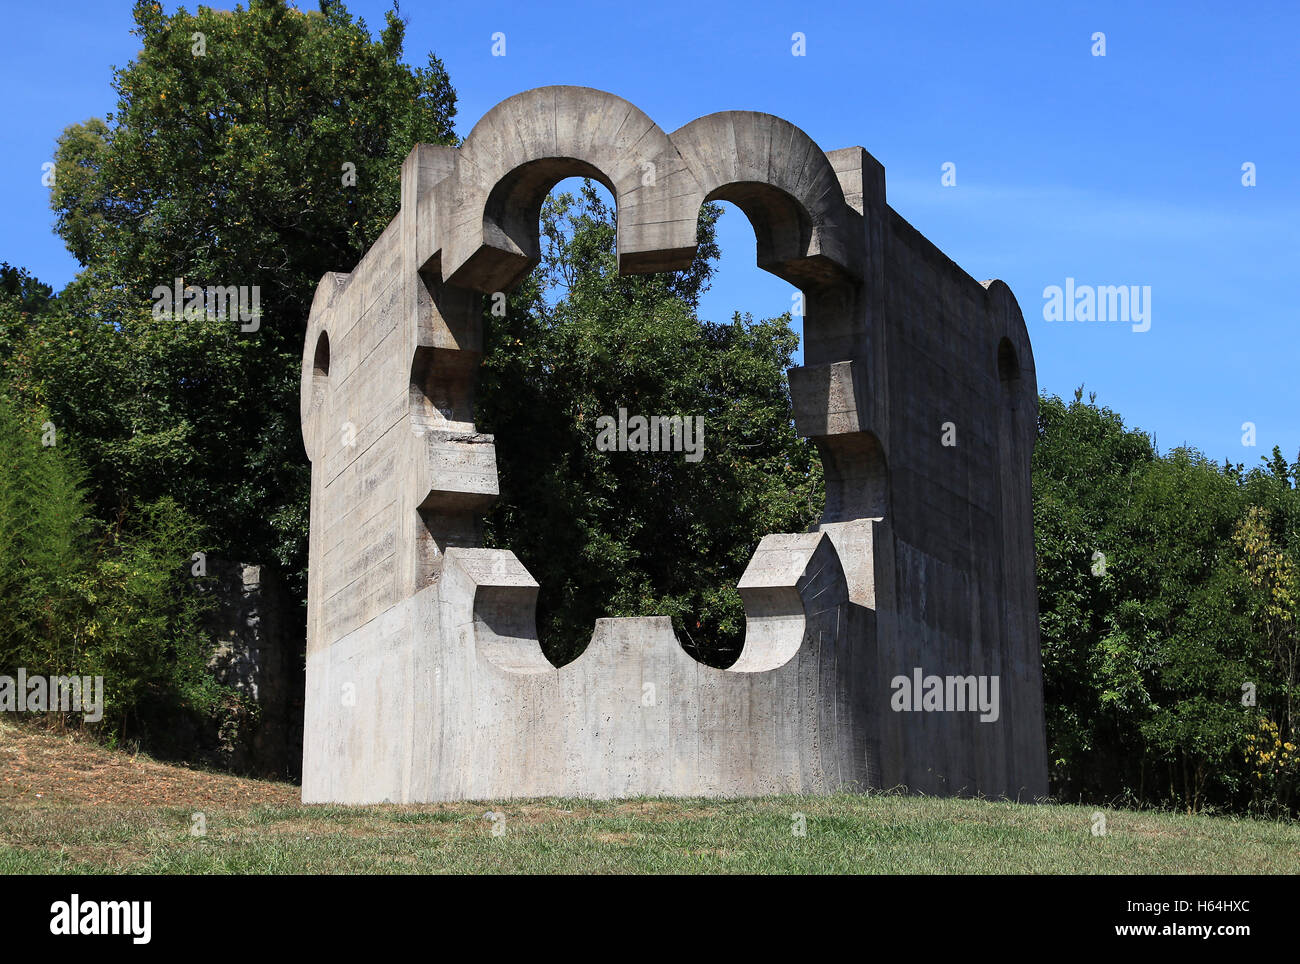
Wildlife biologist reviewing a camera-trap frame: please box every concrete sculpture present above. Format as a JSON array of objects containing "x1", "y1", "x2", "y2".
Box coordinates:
[{"x1": 299, "y1": 86, "x2": 1048, "y2": 803}]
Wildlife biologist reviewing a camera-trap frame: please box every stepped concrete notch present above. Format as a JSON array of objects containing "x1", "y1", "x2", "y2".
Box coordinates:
[{"x1": 299, "y1": 86, "x2": 1049, "y2": 803}]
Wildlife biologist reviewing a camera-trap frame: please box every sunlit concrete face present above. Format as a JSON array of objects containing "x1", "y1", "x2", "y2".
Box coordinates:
[{"x1": 298, "y1": 86, "x2": 1048, "y2": 803}]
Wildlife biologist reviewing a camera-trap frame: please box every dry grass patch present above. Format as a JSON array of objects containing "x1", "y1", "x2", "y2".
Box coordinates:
[{"x1": 0, "y1": 718, "x2": 296, "y2": 809}]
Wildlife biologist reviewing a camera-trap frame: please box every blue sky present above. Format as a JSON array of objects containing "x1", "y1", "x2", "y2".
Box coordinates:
[{"x1": 2, "y1": 0, "x2": 1296, "y2": 465}]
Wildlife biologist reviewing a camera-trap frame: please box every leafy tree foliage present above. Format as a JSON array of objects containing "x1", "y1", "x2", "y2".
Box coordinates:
[
  {"x1": 0, "y1": 264, "x2": 54, "y2": 316},
  {"x1": 43, "y1": 0, "x2": 459, "y2": 598},
  {"x1": 0, "y1": 0, "x2": 458, "y2": 760},
  {"x1": 0, "y1": 395, "x2": 221, "y2": 752},
  {"x1": 1035, "y1": 388, "x2": 1299, "y2": 813}
]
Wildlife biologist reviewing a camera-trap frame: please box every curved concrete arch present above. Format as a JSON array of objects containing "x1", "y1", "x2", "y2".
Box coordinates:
[
  {"x1": 439, "y1": 86, "x2": 702, "y2": 293},
  {"x1": 981, "y1": 278, "x2": 1037, "y2": 408},
  {"x1": 669, "y1": 111, "x2": 863, "y2": 286}
]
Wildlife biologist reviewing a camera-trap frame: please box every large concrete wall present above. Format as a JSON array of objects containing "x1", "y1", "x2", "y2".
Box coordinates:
[{"x1": 299, "y1": 86, "x2": 1048, "y2": 804}]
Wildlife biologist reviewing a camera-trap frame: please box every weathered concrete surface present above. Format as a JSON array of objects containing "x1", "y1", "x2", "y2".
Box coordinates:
[
  {"x1": 203, "y1": 560, "x2": 301, "y2": 777},
  {"x1": 299, "y1": 86, "x2": 1048, "y2": 803},
  {"x1": 304, "y1": 535, "x2": 873, "y2": 801}
]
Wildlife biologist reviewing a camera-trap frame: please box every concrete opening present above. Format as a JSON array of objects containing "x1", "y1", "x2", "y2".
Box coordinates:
[
  {"x1": 473, "y1": 177, "x2": 831, "y2": 669},
  {"x1": 307, "y1": 330, "x2": 330, "y2": 416},
  {"x1": 482, "y1": 158, "x2": 618, "y2": 292},
  {"x1": 997, "y1": 336, "x2": 1020, "y2": 385},
  {"x1": 312, "y1": 330, "x2": 330, "y2": 378}
]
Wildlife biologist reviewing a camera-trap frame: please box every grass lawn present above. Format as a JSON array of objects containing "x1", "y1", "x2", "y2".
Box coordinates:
[{"x1": 2, "y1": 719, "x2": 1297, "y2": 874}]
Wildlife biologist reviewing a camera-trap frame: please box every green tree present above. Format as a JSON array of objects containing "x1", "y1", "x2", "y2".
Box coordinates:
[
  {"x1": 1234, "y1": 499, "x2": 1300, "y2": 809},
  {"x1": 0, "y1": 395, "x2": 221, "y2": 749},
  {"x1": 42, "y1": 0, "x2": 458, "y2": 600},
  {"x1": 478, "y1": 183, "x2": 824, "y2": 666},
  {"x1": 0, "y1": 263, "x2": 54, "y2": 317},
  {"x1": 1033, "y1": 388, "x2": 1155, "y2": 799},
  {"x1": 1034, "y1": 388, "x2": 1284, "y2": 813},
  {"x1": 1113, "y1": 447, "x2": 1253, "y2": 811},
  {"x1": 0, "y1": 401, "x2": 88, "y2": 673}
]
